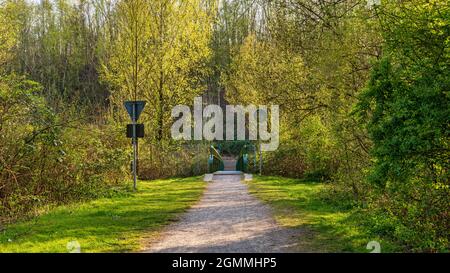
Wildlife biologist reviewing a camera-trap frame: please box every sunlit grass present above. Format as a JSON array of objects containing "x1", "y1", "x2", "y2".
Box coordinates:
[
  {"x1": 247, "y1": 176, "x2": 400, "y2": 252},
  {"x1": 0, "y1": 177, "x2": 205, "y2": 253}
]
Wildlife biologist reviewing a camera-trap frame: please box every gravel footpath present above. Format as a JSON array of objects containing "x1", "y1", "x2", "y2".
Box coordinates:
[{"x1": 144, "y1": 174, "x2": 298, "y2": 253}]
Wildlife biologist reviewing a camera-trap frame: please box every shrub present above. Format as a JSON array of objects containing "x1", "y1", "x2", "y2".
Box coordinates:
[{"x1": 0, "y1": 75, "x2": 129, "y2": 222}]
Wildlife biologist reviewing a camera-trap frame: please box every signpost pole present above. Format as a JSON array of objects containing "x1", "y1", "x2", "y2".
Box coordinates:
[
  {"x1": 124, "y1": 100, "x2": 145, "y2": 190},
  {"x1": 136, "y1": 137, "x2": 139, "y2": 178},
  {"x1": 259, "y1": 142, "x2": 262, "y2": 175},
  {"x1": 132, "y1": 104, "x2": 137, "y2": 190}
]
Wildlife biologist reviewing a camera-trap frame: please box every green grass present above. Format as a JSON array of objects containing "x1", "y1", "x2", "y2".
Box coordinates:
[
  {"x1": 0, "y1": 177, "x2": 205, "y2": 253},
  {"x1": 247, "y1": 175, "x2": 400, "y2": 252}
]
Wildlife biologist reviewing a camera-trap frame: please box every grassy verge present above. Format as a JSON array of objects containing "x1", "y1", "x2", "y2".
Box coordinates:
[
  {"x1": 0, "y1": 177, "x2": 205, "y2": 253},
  {"x1": 247, "y1": 175, "x2": 401, "y2": 252}
]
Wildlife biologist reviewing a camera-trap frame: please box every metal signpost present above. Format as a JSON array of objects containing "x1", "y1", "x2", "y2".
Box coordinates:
[{"x1": 124, "y1": 101, "x2": 146, "y2": 190}]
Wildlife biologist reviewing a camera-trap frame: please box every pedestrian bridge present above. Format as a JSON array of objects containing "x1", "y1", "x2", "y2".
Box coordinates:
[{"x1": 205, "y1": 145, "x2": 253, "y2": 182}]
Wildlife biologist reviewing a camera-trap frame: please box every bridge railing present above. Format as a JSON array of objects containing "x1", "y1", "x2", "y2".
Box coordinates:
[
  {"x1": 236, "y1": 145, "x2": 249, "y2": 173},
  {"x1": 208, "y1": 145, "x2": 224, "y2": 173}
]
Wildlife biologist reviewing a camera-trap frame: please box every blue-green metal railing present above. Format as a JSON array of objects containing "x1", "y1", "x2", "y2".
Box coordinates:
[
  {"x1": 208, "y1": 145, "x2": 224, "y2": 173},
  {"x1": 236, "y1": 145, "x2": 249, "y2": 173}
]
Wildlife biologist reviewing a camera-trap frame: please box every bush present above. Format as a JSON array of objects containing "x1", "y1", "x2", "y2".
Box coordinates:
[
  {"x1": 0, "y1": 75, "x2": 129, "y2": 222},
  {"x1": 375, "y1": 179, "x2": 449, "y2": 252},
  {"x1": 262, "y1": 116, "x2": 336, "y2": 179},
  {"x1": 138, "y1": 141, "x2": 209, "y2": 180}
]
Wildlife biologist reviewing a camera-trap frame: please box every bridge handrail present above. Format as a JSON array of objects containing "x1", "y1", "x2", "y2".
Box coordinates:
[
  {"x1": 236, "y1": 144, "x2": 249, "y2": 173},
  {"x1": 208, "y1": 145, "x2": 224, "y2": 173}
]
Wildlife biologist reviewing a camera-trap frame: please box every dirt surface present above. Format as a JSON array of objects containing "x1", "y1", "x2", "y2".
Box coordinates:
[{"x1": 144, "y1": 174, "x2": 300, "y2": 253}]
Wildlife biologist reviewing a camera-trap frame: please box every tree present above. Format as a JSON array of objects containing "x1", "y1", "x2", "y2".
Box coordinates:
[
  {"x1": 358, "y1": 0, "x2": 449, "y2": 187},
  {"x1": 101, "y1": 0, "x2": 213, "y2": 141},
  {"x1": 0, "y1": 0, "x2": 21, "y2": 70},
  {"x1": 223, "y1": 0, "x2": 380, "y2": 184},
  {"x1": 355, "y1": 0, "x2": 449, "y2": 251}
]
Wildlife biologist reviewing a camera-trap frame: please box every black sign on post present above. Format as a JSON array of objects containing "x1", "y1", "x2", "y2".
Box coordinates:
[
  {"x1": 126, "y1": 124, "x2": 144, "y2": 138},
  {"x1": 124, "y1": 101, "x2": 146, "y2": 190}
]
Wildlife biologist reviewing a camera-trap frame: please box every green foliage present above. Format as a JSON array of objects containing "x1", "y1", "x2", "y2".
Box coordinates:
[
  {"x1": 0, "y1": 74, "x2": 129, "y2": 221},
  {"x1": 358, "y1": 57, "x2": 449, "y2": 186},
  {"x1": 7, "y1": 0, "x2": 110, "y2": 108},
  {"x1": 362, "y1": 177, "x2": 449, "y2": 252},
  {"x1": 225, "y1": 34, "x2": 307, "y2": 106},
  {"x1": 0, "y1": 0, "x2": 213, "y2": 223},
  {"x1": 224, "y1": 0, "x2": 448, "y2": 251},
  {"x1": 0, "y1": 0, "x2": 448, "y2": 252},
  {"x1": 0, "y1": 0, "x2": 20, "y2": 68},
  {"x1": 138, "y1": 141, "x2": 209, "y2": 180},
  {"x1": 101, "y1": 0, "x2": 213, "y2": 141},
  {"x1": 262, "y1": 116, "x2": 335, "y2": 179},
  {"x1": 215, "y1": 140, "x2": 252, "y2": 156},
  {"x1": 354, "y1": 0, "x2": 449, "y2": 251},
  {"x1": 223, "y1": 1, "x2": 376, "y2": 185}
]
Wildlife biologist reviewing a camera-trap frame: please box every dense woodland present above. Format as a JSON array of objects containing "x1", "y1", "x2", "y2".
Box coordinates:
[{"x1": 0, "y1": 0, "x2": 448, "y2": 252}]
